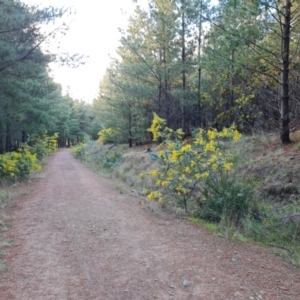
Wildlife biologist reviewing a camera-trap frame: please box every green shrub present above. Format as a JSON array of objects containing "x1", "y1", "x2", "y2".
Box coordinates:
[
  {"x1": 97, "y1": 128, "x2": 120, "y2": 144},
  {"x1": 195, "y1": 175, "x2": 252, "y2": 224},
  {"x1": 31, "y1": 133, "x2": 58, "y2": 159},
  {"x1": 16, "y1": 146, "x2": 42, "y2": 177},
  {"x1": 71, "y1": 143, "x2": 86, "y2": 160},
  {"x1": 102, "y1": 154, "x2": 122, "y2": 169}
]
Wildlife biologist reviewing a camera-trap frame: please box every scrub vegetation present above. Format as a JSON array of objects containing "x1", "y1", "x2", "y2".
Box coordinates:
[
  {"x1": 2, "y1": 0, "x2": 300, "y2": 270},
  {"x1": 73, "y1": 125, "x2": 300, "y2": 265}
]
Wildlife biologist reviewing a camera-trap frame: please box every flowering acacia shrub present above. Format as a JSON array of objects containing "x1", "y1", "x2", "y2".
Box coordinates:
[
  {"x1": 0, "y1": 133, "x2": 58, "y2": 179},
  {"x1": 143, "y1": 113, "x2": 247, "y2": 222},
  {"x1": 147, "y1": 113, "x2": 184, "y2": 141},
  {"x1": 15, "y1": 145, "x2": 42, "y2": 176},
  {"x1": 31, "y1": 133, "x2": 58, "y2": 159},
  {"x1": 0, "y1": 152, "x2": 21, "y2": 177},
  {"x1": 97, "y1": 128, "x2": 119, "y2": 144},
  {"x1": 70, "y1": 143, "x2": 86, "y2": 160},
  {"x1": 0, "y1": 146, "x2": 41, "y2": 178}
]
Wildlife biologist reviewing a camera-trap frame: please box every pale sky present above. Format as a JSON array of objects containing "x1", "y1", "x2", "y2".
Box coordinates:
[{"x1": 22, "y1": 0, "x2": 147, "y2": 102}]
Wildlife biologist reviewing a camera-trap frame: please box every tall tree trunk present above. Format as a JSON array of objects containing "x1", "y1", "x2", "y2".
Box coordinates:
[
  {"x1": 22, "y1": 131, "x2": 27, "y2": 143},
  {"x1": 280, "y1": 0, "x2": 291, "y2": 144},
  {"x1": 0, "y1": 134, "x2": 3, "y2": 154},
  {"x1": 158, "y1": 50, "x2": 163, "y2": 114},
  {"x1": 128, "y1": 109, "x2": 132, "y2": 148},
  {"x1": 5, "y1": 124, "x2": 11, "y2": 152},
  {"x1": 181, "y1": 2, "x2": 186, "y2": 132},
  {"x1": 197, "y1": 67, "x2": 202, "y2": 126},
  {"x1": 163, "y1": 47, "x2": 170, "y2": 127},
  {"x1": 161, "y1": 19, "x2": 170, "y2": 127},
  {"x1": 230, "y1": 49, "x2": 235, "y2": 123},
  {"x1": 164, "y1": 68, "x2": 170, "y2": 127},
  {"x1": 158, "y1": 82, "x2": 162, "y2": 113},
  {"x1": 197, "y1": 3, "x2": 203, "y2": 127}
]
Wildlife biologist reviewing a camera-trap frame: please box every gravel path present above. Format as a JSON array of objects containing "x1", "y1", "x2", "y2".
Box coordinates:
[{"x1": 0, "y1": 149, "x2": 299, "y2": 300}]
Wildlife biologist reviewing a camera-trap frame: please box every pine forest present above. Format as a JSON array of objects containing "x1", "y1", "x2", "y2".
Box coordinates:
[
  {"x1": 93, "y1": 0, "x2": 300, "y2": 147},
  {"x1": 1, "y1": 0, "x2": 300, "y2": 268}
]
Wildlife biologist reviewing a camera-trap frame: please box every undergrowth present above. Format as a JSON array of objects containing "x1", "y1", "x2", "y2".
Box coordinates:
[
  {"x1": 0, "y1": 180, "x2": 11, "y2": 274},
  {"x1": 73, "y1": 130, "x2": 300, "y2": 266},
  {"x1": 0, "y1": 133, "x2": 58, "y2": 274},
  {"x1": 71, "y1": 142, "x2": 127, "y2": 176}
]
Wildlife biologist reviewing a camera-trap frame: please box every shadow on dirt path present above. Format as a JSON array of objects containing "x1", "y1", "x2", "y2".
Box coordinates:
[{"x1": 0, "y1": 149, "x2": 299, "y2": 300}]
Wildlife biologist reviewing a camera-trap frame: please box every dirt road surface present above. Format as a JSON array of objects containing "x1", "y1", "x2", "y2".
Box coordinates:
[{"x1": 0, "y1": 149, "x2": 299, "y2": 299}]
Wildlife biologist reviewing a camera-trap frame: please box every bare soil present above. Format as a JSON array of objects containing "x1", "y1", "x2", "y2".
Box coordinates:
[{"x1": 0, "y1": 149, "x2": 299, "y2": 300}]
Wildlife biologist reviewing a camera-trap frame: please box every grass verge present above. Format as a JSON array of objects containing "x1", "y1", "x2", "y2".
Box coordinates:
[{"x1": 73, "y1": 134, "x2": 300, "y2": 266}]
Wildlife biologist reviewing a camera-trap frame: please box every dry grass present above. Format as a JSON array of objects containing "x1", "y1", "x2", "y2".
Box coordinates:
[
  {"x1": 80, "y1": 135, "x2": 300, "y2": 264},
  {"x1": 0, "y1": 172, "x2": 43, "y2": 275},
  {"x1": 111, "y1": 145, "x2": 159, "y2": 190},
  {"x1": 84, "y1": 134, "x2": 300, "y2": 206},
  {"x1": 233, "y1": 132, "x2": 300, "y2": 200},
  {"x1": 83, "y1": 134, "x2": 300, "y2": 206}
]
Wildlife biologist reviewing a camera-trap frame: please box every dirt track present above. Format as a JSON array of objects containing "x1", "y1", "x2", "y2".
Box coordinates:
[{"x1": 0, "y1": 149, "x2": 299, "y2": 300}]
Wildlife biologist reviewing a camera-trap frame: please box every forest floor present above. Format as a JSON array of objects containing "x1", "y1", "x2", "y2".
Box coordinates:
[{"x1": 0, "y1": 149, "x2": 299, "y2": 300}]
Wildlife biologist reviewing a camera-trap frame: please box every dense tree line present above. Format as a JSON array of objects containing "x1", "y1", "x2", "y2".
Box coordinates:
[
  {"x1": 0, "y1": 0, "x2": 93, "y2": 152},
  {"x1": 92, "y1": 0, "x2": 300, "y2": 146}
]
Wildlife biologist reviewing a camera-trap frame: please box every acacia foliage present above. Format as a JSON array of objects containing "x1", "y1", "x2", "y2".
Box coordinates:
[
  {"x1": 142, "y1": 113, "x2": 249, "y2": 223},
  {"x1": 93, "y1": 0, "x2": 300, "y2": 144},
  {"x1": 0, "y1": 132, "x2": 59, "y2": 179}
]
